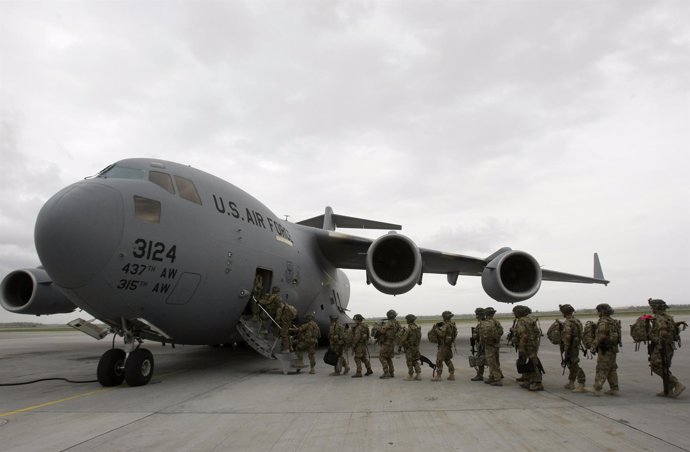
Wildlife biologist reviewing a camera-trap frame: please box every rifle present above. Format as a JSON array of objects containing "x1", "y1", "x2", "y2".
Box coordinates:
[
  {"x1": 470, "y1": 327, "x2": 477, "y2": 356},
  {"x1": 506, "y1": 318, "x2": 517, "y2": 350},
  {"x1": 660, "y1": 342, "x2": 671, "y2": 396},
  {"x1": 560, "y1": 342, "x2": 567, "y2": 375},
  {"x1": 420, "y1": 354, "x2": 437, "y2": 377}
]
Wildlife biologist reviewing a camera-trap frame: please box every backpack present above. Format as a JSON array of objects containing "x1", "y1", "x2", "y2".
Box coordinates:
[
  {"x1": 427, "y1": 323, "x2": 441, "y2": 343},
  {"x1": 582, "y1": 320, "x2": 597, "y2": 349},
  {"x1": 547, "y1": 320, "x2": 563, "y2": 345},
  {"x1": 630, "y1": 315, "x2": 652, "y2": 346},
  {"x1": 610, "y1": 319, "x2": 622, "y2": 347}
]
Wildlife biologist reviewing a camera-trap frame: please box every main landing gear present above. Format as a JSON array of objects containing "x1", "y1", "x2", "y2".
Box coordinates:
[{"x1": 96, "y1": 321, "x2": 155, "y2": 387}]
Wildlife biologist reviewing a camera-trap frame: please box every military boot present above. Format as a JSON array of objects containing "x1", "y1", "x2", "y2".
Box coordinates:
[
  {"x1": 564, "y1": 380, "x2": 575, "y2": 390},
  {"x1": 572, "y1": 383, "x2": 586, "y2": 393},
  {"x1": 329, "y1": 370, "x2": 341, "y2": 376},
  {"x1": 484, "y1": 378, "x2": 496, "y2": 385},
  {"x1": 447, "y1": 373, "x2": 455, "y2": 381},
  {"x1": 605, "y1": 388, "x2": 619, "y2": 396},
  {"x1": 351, "y1": 372, "x2": 362, "y2": 378},
  {"x1": 586, "y1": 386, "x2": 602, "y2": 396},
  {"x1": 529, "y1": 382, "x2": 544, "y2": 391},
  {"x1": 490, "y1": 380, "x2": 503, "y2": 387},
  {"x1": 431, "y1": 373, "x2": 442, "y2": 382},
  {"x1": 471, "y1": 375, "x2": 484, "y2": 382},
  {"x1": 404, "y1": 373, "x2": 414, "y2": 381},
  {"x1": 343, "y1": 366, "x2": 350, "y2": 375},
  {"x1": 379, "y1": 373, "x2": 392, "y2": 379},
  {"x1": 309, "y1": 367, "x2": 315, "y2": 374},
  {"x1": 365, "y1": 368, "x2": 373, "y2": 376},
  {"x1": 414, "y1": 373, "x2": 422, "y2": 381},
  {"x1": 672, "y1": 382, "x2": 686, "y2": 398}
]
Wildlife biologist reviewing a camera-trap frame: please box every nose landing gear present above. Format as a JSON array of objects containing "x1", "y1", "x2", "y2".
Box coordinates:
[{"x1": 96, "y1": 320, "x2": 155, "y2": 387}]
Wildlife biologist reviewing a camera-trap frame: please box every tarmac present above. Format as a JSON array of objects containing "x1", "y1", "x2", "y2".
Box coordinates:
[{"x1": 1, "y1": 315, "x2": 689, "y2": 452}]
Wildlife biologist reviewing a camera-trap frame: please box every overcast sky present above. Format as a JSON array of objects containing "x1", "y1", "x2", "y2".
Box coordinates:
[{"x1": 1, "y1": 0, "x2": 688, "y2": 324}]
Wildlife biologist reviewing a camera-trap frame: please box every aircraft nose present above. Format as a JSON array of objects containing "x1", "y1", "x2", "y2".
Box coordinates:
[{"x1": 35, "y1": 182, "x2": 124, "y2": 288}]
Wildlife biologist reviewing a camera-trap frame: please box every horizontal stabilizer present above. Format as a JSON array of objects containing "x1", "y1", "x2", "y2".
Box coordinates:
[{"x1": 297, "y1": 206, "x2": 401, "y2": 231}]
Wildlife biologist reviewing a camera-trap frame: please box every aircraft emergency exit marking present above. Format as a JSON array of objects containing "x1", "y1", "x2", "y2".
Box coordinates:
[{"x1": 212, "y1": 194, "x2": 293, "y2": 242}]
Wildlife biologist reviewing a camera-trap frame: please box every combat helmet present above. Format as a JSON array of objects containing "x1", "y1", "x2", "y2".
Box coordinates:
[
  {"x1": 353, "y1": 314, "x2": 364, "y2": 321},
  {"x1": 386, "y1": 309, "x2": 398, "y2": 319},
  {"x1": 595, "y1": 303, "x2": 614, "y2": 315},
  {"x1": 329, "y1": 314, "x2": 339, "y2": 321},
  {"x1": 484, "y1": 307, "x2": 496, "y2": 316},
  {"x1": 405, "y1": 314, "x2": 417, "y2": 323},
  {"x1": 305, "y1": 312, "x2": 315, "y2": 320},
  {"x1": 442, "y1": 310, "x2": 454, "y2": 320},
  {"x1": 271, "y1": 286, "x2": 280, "y2": 293},
  {"x1": 474, "y1": 307, "x2": 485, "y2": 316},
  {"x1": 559, "y1": 304, "x2": 575, "y2": 314},
  {"x1": 648, "y1": 298, "x2": 668, "y2": 311},
  {"x1": 512, "y1": 305, "x2": 531, "y2": 317}
]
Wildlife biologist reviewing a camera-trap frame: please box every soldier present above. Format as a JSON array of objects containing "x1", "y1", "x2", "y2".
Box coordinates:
[
  {"x1": 587, "y1": 303, "x2": 620, "y2": 396},
  {"x1": 559, "y1": 304, "x2": 586, "y2": 393},
  {"x1": 250, "y1": 273, "x2": 264, "y2": 321},
  {"x1": 378, "y1": 309, "x2": 401, "y2": 378},
  {"x1": 259, "y1": 286, "x2": 282, "y2": 334},
  {"x1": 328, "y1": 314, "x2": 350, "y2": 375},
  {"x1": 480, "y1": 307, "x2": 504, "y2": 386},
  {"x1": 351, "y1": 314, "x2": 373, "y2": 378},
  {"x1": 398, "y1": 314, "x2": 422, "y2": 381},
  {"x1": 431, "y1": 311, "x2": 457, "y2": 381},
  {"x1": 513, "y1": 305, "x2": 544, "y2": 391},
  {"x1": 648, "y1": 298, "x2": 686, "y2": 398},
  {"x1": 275, "y1": 300, "x2": 297, "y2": 353},
  {"x1": 294, "y1": 313, "x2": 321, "y2": 374},
  {"x1": 470, "y1": 307, "x2": 486, "y2": 381}
]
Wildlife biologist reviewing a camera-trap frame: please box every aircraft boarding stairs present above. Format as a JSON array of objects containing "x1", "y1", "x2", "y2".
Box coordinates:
[{"x1": 236, "y1": 302, "x2": 302, "y2": 375}]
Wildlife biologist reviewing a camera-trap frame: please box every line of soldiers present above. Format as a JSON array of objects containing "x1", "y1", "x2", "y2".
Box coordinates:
[{"x1": 281, "y1": 294, "x2": 685, "y2": 398}]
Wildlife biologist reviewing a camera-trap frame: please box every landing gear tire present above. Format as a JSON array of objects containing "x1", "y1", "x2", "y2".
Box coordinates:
[
  {"x1": 97, "y1": 349, "x2": 126, "y2": 387},
  {"x1": 124, "y1": 348, "x2": 154, "y2": 387}
]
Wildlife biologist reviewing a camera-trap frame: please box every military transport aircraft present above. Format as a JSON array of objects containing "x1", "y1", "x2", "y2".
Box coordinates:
[{"x1": 1, "y1": 158, "x2": 608, "y2": 387}]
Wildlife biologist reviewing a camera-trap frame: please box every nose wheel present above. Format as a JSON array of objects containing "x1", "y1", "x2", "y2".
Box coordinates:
[{"x1": 97, "y1": 348, "x2": 155, "y2": 387}]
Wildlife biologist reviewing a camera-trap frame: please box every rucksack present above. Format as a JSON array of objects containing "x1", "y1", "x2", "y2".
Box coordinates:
[
  {"x1": 427, "y1": 323, "x2": 441, "y2": 343},
  {"x1": 582, "y1": 320, "x2": 597, "y2": 350},
  {"x1": 630, "y1": 315, "x2": 652, "y2": 348},
  {"x1": 546, "y1": 320, "x2": 563, "y2": 345}
]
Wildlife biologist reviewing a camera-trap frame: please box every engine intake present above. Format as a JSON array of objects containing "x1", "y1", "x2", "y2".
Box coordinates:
[
  {"x1": 1, "y1": 268, "x2": 77, "y2": 315},
  {"x1": 365, "y1": 233, "x2": 422, "y2": 295},
  {"x1": 481, "y1": 250, "x2": 542, "y2": 303}
]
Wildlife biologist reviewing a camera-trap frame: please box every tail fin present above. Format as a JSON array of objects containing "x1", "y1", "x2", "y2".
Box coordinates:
[
  {"x1": 593, "y1": 253, "x2": 607, "y2": 284},
  {"x1": 297, "y1": 206, "x2": 402, "y2": 231}
]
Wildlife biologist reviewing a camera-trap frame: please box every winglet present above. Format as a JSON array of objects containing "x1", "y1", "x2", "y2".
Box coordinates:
[{"x1": 593, "y1": 253, "x2": 607, "y2": 285}]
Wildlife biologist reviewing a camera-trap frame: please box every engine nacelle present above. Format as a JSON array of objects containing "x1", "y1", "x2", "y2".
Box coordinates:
[
  {"x1": 1, "y1": 268, "x2": 77, "y2": 315},
  {"x1": 481, "y1": 250, "x2": 542, "y2": 303},
  {"x1": 365, "y1": 233, "x2": 422, "y2": 295}
]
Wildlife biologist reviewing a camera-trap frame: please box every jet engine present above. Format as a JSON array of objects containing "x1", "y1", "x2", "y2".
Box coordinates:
[
  {"x1": 1, "y1": 268, "x2": 77, "y2": 315},
  {"x1": 481, "y1": 250, "x2": 542, "y2": 303},
  {"x1": 365, "y1": 232, "x2": 422, "y2": 295}
]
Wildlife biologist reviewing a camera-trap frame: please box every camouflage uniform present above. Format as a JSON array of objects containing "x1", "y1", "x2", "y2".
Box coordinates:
[
  {"x1": 432, "y1": 311, "x2": 457, "y2": 381},
  {"x1": 295, "y1": 313, "x2": 321, "y2": 374},
  {"x1": 328, "y1": 315, "x2": 349, "y2": 375},
  {"x1": 513, "y1": 305, "x2": 543, "y2": 391},
  {"x1": 470, "y1": 308, "x2": 486, "y2": 381},
  {"x1": 648, "y1": 298, "x2": 686, "y2": 398},
  {"x1": 589, "y1": 303, "x2": 619, "y2": 396},
  {"x1": 275, "y1": 301, "x2": 296, "y2": 352},
  {"x1": 259, "y1": 286, "x2": 282, "y2": 333},
  {"x1": 378, "y1": 309, "x2": 401, "y2": 378},
  {"x1": 351, "y1": 314, "x2": 373, "y2": 377},
  {"x1": 479, "y1": 307, "x2": 503, "y2": 386},
  {"x1": 559, "y1": 304, "x2": 586, "y2": 392},
  {"x1": 399, "y1": 314, "x2": 422, "y2": 381},
  {"x1": 250, "y1": 274, "x2": 264, "y2": 321}
]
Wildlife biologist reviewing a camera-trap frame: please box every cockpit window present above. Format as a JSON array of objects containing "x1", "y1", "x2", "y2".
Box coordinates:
[
  {"x1": 149, "y1": 171, "x2": 174, "y2": 194},
  {"x1": 174, "y1": 175, "x2": 202, "y2": 205},
  {"x1": 134, "y1": 196, "x2": 161, "y2": 223},
  {"x1": 97, "y1": 165, "x2": 146, "y2": 180}
]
